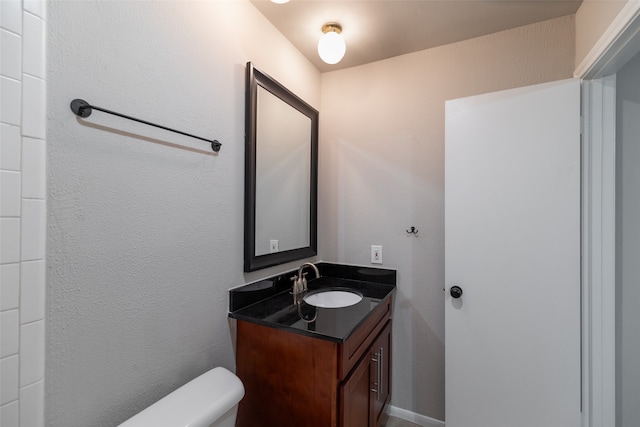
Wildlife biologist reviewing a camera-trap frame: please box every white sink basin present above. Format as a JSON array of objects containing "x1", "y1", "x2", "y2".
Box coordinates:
[{"x1": 303, "y1": 289, "x2": 363, "y2": 308}]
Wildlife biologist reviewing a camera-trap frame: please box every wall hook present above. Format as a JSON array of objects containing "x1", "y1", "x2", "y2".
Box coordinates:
[{"x1": 406, "y1": 226, "x2": 419, "y2": 235}]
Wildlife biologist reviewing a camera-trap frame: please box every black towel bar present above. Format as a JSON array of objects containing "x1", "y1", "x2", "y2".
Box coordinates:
[{"x1": 70, "y1": 98, "x2": 221, "y2": 152}]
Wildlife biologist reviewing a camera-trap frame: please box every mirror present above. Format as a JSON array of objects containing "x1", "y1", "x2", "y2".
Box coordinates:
[{"x1": 244, "y1": 62, "x2": 318, "y2": 272}]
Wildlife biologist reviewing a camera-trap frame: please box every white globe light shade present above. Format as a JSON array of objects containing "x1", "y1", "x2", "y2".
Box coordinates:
[{"x1": 317, "y1": 31, "x2": 346, "y2": 64}]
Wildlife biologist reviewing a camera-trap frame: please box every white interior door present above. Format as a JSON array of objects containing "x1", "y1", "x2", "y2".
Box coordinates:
[{"x1": 445, "y1": 79, "x2": 582, "y2": 427}]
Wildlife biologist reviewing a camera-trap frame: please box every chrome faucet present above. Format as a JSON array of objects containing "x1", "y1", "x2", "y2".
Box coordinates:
[{"x1": 291, "y1": 262, "x2": 320, "y2": 303}]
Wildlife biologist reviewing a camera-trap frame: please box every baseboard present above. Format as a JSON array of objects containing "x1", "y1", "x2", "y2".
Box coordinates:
[{"x1": 387, "y1": 405, "x2": 445, "y2": 427}]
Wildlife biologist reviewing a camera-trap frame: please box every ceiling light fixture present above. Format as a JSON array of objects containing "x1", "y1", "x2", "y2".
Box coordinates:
[
  {"x1": 318, "y1": 23, "x2": 346, "y2": 65},
  {"x1": 270, "y1": 0, "x2": 289, "y2": 3}
]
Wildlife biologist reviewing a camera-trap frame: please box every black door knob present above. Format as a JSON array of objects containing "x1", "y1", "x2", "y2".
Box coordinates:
[{"x1": 450, "y1": 286, "x2": 463, "y2": 299}]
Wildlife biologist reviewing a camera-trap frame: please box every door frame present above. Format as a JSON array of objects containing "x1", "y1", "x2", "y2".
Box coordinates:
[
  {"x1": 580, "y1": 75, "x2": 617, "y2": 427},
  {"x1": 576, "y1": 3, "x2": 640, "y2": 426}
]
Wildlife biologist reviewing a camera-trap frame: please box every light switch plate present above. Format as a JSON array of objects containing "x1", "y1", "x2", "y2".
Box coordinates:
[{"x1": 371, "y1": 245, "x2": 382, "y2": 264}]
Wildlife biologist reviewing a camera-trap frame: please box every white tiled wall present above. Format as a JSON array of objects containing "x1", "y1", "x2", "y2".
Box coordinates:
[{"x1": 0, "y1": 0, "x2": 47, "y2": 426}]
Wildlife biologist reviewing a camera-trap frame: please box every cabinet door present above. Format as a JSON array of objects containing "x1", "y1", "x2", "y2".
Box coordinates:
[
  {"x1": 340, "y1": 320, "x2": 392, "y2": 427},
  {"x1": 340, "y1": 348, "x2": 374, "y2": 427},
  {"x1": 372, "y1": 321, "x2": 391, "y2": 425}
]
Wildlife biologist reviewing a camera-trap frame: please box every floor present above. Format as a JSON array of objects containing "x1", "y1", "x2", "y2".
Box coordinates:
[{"x1": 384, "y1": 416, "x2": 422, "y2": 427}]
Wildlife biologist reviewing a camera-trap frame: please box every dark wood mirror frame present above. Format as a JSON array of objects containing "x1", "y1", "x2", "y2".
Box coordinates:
[{"x1": 244, "y1": 62, "x2": 318, "y2": 272}]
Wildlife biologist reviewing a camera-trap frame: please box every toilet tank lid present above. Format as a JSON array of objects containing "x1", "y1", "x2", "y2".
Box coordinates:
[{"x1": 119, "y1": 367, "x2": 244, "y2": 427}]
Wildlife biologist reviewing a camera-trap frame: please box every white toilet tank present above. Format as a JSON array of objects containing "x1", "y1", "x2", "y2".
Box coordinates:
[{"x1": 118, "y1": 367, "x2": 244, "y2": 427}]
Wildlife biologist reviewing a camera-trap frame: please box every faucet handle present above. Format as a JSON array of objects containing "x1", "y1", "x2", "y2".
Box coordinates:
[{"x1": 291, "y1": 275, "x2": 304, "y2": 294}]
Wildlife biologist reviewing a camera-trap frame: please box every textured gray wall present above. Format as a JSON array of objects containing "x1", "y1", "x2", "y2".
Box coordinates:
[
  {"x1": 45, "y1": 2, "x2": 319, "y2": 426},
  {"x1": 616, "y1": 50, "x2": 640, "y2": 427}
]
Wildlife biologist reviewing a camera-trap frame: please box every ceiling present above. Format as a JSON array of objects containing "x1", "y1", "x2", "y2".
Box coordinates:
[{"x1": 250, "y1": 0, "x2": 582, "y2": 72}]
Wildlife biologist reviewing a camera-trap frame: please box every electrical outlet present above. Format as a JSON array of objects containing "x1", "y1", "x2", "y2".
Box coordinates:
[
  {"x1": 270, "y1": 239, "x2": 279, "y2": 253},
  {"x1": 371, "y1": 245, "x2": 382, "y2": 264}
]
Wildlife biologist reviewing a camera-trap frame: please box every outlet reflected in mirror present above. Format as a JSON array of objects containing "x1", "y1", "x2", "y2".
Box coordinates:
[{"x1": 255, "y1": 85, "x2": 311, "y2": 256}]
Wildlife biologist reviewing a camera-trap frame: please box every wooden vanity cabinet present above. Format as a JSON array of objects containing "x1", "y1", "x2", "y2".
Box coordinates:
[{"x1": 235, "y1": 296, "x2": 393, "y2": 427}]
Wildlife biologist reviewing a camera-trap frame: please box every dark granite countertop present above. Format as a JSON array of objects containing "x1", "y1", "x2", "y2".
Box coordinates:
[{"x1": 228, "y1": 263, "x2": 396, "y2": 343}]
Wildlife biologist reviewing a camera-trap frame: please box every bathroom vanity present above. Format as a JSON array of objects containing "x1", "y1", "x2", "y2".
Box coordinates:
[{"x1": 229, "y1": 263, "x2": 396, "y2": 427}]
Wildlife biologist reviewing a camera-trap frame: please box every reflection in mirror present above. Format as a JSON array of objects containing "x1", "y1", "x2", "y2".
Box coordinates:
[
  {"x1": 244, "y1": 62, "x2": 318, "y2": 272},
  {"x1": 255, "y1": 86, "x2": 311, "y2": 255}
]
